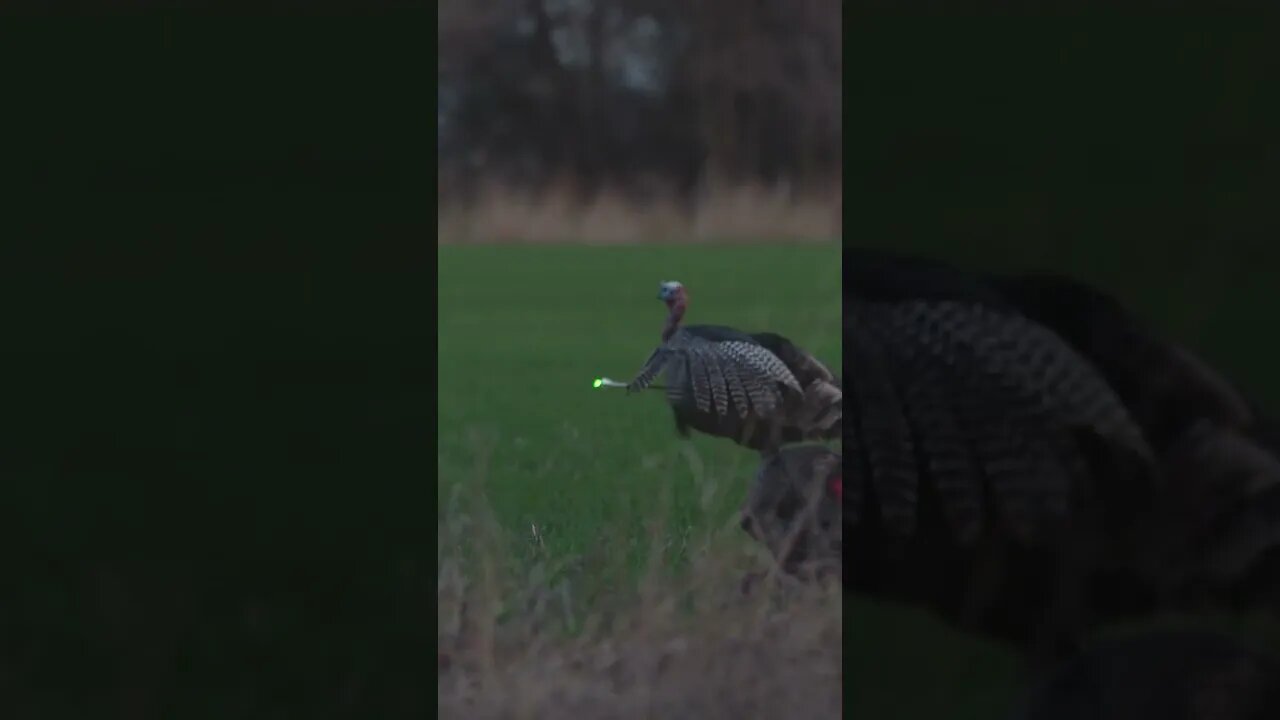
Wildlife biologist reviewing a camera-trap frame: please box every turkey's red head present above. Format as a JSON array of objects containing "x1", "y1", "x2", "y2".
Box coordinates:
[
  {"x1": 658, "y1": 280, "x2": 687, "y2": 307},
  {"x1": 659, "y1": 280, "x2": 688, "y2": 341}
]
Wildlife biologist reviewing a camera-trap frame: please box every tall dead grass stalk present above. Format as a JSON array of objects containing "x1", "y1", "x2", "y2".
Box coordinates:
[{"x1": 438, "y1": 446, "x2": 843, "y2": 719}]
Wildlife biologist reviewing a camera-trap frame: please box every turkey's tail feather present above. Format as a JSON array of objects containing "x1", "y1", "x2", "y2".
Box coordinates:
[{"x1": 628, "y1": 326, "x2": 840, "y2": 452}]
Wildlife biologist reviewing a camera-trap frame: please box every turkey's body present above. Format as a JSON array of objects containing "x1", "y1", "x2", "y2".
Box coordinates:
[
  {"x1": 656, "y1": 327, "x2": 840, "y2": 451},
  {"x1": 841, "y1": 249, "x2": 1280, "y2": 658},
  {"x1": 627, "y1": 284, "x2": 841, "y2": 452}
]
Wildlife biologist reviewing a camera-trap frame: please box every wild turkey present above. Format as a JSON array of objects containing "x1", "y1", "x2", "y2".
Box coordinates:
[
  {"x1": 625, "y1": 281, "x2": 841, "y2": 453},
  {"x1": 840, "y1": 248, "x2": 1280, "y2": 659}
]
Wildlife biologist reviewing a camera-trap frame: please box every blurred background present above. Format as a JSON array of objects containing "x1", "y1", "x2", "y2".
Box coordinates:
[
  {"x1": 849, "y1": 20, "x2": 1280, "y2": 719},
  {"x1": 437, "y1": 0, "x2": 841, "y2": 243}
]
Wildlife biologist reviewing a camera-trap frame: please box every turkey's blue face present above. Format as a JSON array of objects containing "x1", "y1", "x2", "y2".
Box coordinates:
[{"x1": 658, "y1": 281, "x2": 684, "y2": 304}]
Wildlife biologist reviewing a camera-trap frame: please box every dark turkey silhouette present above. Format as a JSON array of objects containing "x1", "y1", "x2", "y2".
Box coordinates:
[
  {"x1": 625, "y1": 281, "x2": 841, "y2": 453},
  {"x1": 1010, "y1": 629, "x2": 1280, "y2": 720},
  {"x1": 840, "y1": 248, "x2": 1280, "y2": 660}
]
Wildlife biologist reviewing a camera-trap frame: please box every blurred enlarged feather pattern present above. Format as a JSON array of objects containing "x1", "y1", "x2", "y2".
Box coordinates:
[
  {"x1": 846, "y1": 297, "x2": 1155, "y2": 544},
  {"x1": 840, "y1": 248, "x2": 1280, "y2": 659},
  {"x1": 847, "y1": 319, "x2": 920, "y2": 535}
]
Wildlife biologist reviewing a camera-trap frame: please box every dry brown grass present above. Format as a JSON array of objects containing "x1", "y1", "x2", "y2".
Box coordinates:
[
  {"x1": 437, "y1": 483, "x2": 843, "y2": 720},
  {"x1": 437, "y1": 180, "x2": 842, "y2": 245}
]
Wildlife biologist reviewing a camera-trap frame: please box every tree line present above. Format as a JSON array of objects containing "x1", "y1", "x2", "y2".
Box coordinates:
[{"x1": 438, "y1": 0, "x2": 841, "y2": 203}]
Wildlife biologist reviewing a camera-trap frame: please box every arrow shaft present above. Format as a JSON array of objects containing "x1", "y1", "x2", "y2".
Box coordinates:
[{"x1": 596, "y1": 376, "x2": 666, "y2": 390}]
